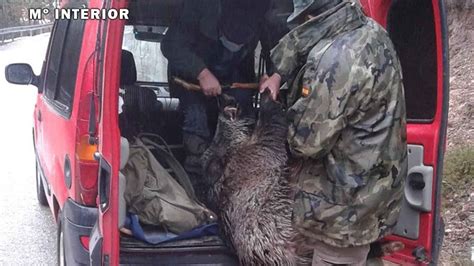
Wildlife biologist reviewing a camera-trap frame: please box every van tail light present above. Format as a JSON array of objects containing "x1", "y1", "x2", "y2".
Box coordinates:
[
  {"x1": 80, "y1": 236, "x2": 90, "y2": 251},
  {"x1": 75, "y1": 135, "x2": 99, "y2": 206},
  {"x1": 77, "y1": 135, "x2": 97, "y2": 161}
]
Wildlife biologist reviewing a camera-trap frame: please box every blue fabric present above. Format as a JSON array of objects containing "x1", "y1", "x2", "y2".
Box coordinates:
[
  {"x1": 125, "y1": 214, "x2": 219, "y2": 245},
  {"x1": 181, "y1": 101, "x2": 211, "y2": 138}
]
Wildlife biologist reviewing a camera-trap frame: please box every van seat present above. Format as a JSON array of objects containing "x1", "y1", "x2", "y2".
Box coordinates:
[
  {"x1": 120, "y1": 49, "x2": 138, "y2": 87},
  {"x1": 120, "y1": 49, "x2": 163, "y2": 139}
]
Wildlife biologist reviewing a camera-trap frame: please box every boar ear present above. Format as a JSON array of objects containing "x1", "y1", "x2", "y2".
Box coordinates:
[
  {"x1": 260, "y1": 89, "x2": 272, "y2": 105},
  {"x1": 258, "y1": 89, "x2": 285, "y2": 125},
  {"x1": 218, "y1": 93, "x2": 237, "y2": 109}
]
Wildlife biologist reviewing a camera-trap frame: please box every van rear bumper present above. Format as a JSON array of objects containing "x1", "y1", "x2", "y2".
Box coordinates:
[
  {"x1": 120, "y1": 251, "x2": 238, "y2": 265},
  {"x1": 63, "y1": 199, "x2": 98, "y2": 265},
  {"x1": 120, "y1": 235, "x2": 239, "y2": 265}
]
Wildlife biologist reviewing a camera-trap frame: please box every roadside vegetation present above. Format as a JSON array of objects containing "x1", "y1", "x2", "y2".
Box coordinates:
[
  {"x1": 443, "y1": 147, "x2": 474, "y2": 198},
  {"x1": 440, "y1": 1, "x2": 473, "y2": 264},
  {"x1": 441, "y1": 146, "x2": 474, "y2": 265}
]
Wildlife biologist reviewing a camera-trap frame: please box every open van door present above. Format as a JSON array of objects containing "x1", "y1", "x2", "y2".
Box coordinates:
[
  {"x1": 88, "y1": 0, "x2": 127, "y2": 264},
  {"x1": 360, "y1": 0, "x2": 449, "y2": 264}
]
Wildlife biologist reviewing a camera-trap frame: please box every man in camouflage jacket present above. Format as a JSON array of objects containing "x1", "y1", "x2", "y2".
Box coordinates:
[{"x1": 260, "y1": 0, "x2": 408, "y2": 264}]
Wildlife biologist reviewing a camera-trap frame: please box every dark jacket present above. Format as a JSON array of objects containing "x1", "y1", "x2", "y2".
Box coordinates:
[{"x1": 161, "y1": 0, "x2": 275, "y2": 87}]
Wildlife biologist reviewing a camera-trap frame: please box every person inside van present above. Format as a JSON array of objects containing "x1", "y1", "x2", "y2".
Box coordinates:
[
  {"x1": 161, "y1": 0, "x2": 275, "y2": 202},
  {"x1": 260, "y1": 0, "x2": 408, "y2": 264}
]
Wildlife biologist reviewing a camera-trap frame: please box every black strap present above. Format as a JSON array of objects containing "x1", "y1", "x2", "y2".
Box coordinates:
[{"x1": 138, "y1": 134, "x2": 197, "y2": 201}]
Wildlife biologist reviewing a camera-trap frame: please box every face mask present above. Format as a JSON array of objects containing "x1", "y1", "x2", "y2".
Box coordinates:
[
  {"x1": 220, "y1": 35, "x2": 244, "y2": 52},
  {"x1": 118, "y1": 95, "x2": 124, "y2": 114}
]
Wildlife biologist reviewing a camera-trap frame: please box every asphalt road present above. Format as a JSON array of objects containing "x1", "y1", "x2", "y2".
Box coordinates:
[{"x1": 0, "y1": 34, "x2": 57, "y2": 265}]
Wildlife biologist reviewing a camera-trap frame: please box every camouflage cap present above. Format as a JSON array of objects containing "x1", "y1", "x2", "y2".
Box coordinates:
[{"x1": 287, "y1": 0, "x2": 344, "y2": 23}]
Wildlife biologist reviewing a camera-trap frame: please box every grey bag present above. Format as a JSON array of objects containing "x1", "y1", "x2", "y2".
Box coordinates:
[{"x1": 122, "y1": 137, "x2": 216, "y2": 234}]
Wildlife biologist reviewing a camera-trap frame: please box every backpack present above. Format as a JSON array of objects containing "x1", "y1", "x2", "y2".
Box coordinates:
[{"x1": 121, "y1": 136, "x2": 216, "y2": 234}]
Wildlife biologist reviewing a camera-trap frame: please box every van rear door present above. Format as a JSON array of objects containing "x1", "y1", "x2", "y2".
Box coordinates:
[
  {"x1": 360, "y1": 0, "x2": 449, "y2": 264},
  {"x1": 92, "y1": 0, "x2": 127, "y2": 264}
]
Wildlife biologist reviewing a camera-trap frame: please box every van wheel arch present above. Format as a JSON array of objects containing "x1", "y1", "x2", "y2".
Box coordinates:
[
  {"x1": 52, "y1": 196, "x2": 60, "y2": 222},
  {"x1": 57, "y1": 210, "x2": 67, "y2": 266},
  {"x1": 35, "y1": 161, "x2": 48, "y2": 206}
]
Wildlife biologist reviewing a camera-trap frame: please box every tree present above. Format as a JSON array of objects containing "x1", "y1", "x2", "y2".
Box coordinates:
[
  {"x1": 0, "y1": 0, "x2": 55, "y2": 29},
  {"x1": 446, "y1": 0, "x2": 474, "y2": 10}
]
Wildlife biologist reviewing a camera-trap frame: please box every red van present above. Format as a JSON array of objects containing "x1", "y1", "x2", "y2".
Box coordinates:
[{"x1": 4, "y1": 0, "x2": 449, "y2": 265}]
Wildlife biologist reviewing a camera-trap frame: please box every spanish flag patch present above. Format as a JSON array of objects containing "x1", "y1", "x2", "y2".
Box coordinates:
[{"x1": 301, "y1": 86, "x2": 311, "y2": 97}]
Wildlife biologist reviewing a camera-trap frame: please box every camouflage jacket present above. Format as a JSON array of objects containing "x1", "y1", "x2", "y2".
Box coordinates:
[{"x1": 271, "y1": 2, "x2": 408, "y2": 247}]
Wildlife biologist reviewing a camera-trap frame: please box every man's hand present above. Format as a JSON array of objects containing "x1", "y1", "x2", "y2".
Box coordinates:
[
  {"x1": 259, "y1": 73, "x2": 281, "y2": 100},
  {"x1": 198, "y1": 68, "x2": 222, "y2": 97}
]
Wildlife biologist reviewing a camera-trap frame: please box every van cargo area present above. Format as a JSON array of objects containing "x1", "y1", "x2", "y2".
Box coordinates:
[{"x1": 118, "y1": 34, "x2": 239, "y2": 261}]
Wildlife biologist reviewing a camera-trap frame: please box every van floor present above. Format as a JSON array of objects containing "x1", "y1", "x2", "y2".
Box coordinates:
[{"x1": 120, "y1": 234, "x2": 238, "y2": 265}]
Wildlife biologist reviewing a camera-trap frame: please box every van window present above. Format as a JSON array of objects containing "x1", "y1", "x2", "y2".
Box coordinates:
[
  {"x1": 44, "y1": 20, "x2": 68, "y2": 100},
  {"x1": 122, "y1": 25, "x2": 168, "y2": 82},
  {"x1": 387, "y1": 0, "x2": 437, "y2": 122},
  {"x1": 43, "y1": 18, "x2": 85, "y2": 114}
]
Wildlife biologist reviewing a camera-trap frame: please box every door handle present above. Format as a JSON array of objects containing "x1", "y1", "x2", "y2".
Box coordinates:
[
  {"x1": 98, "y1": 158, "x2": 111, "y2": 212},
  {"x1": 37, "y1": 110, "x2": 42, "y2": 122}
]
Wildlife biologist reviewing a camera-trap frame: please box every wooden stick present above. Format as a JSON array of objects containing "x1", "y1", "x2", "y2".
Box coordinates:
[
  {"x1": 172, "y1": 77, "x2": 201, "y2": 91},
  {"x1": 230, "y1": 82, "x2": 259, "y2": 90},
  {"x1": 172, "y1": 76, "x2": 259, "y2": 91}
]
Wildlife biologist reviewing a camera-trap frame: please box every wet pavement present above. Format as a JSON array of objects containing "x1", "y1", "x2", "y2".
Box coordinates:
[{"x1": 0, "y1": 34, "x2": 57, "y2": 265}]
